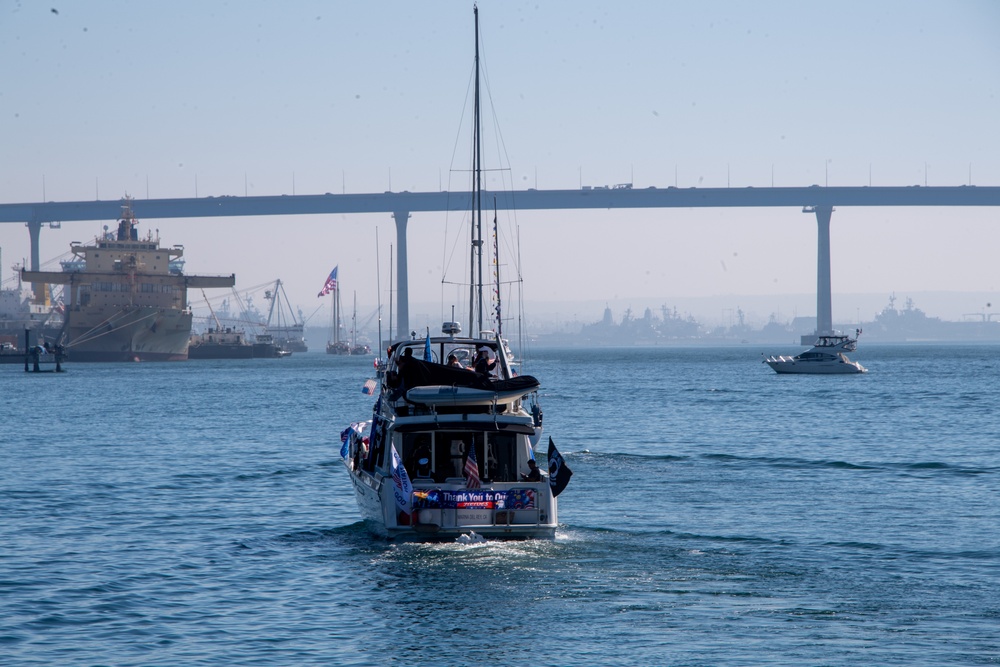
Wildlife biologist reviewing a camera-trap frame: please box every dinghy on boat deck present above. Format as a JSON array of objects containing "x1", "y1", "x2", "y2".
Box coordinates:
[{"x1": 406, "y1": 376, "x2": 540, "y2": 407}]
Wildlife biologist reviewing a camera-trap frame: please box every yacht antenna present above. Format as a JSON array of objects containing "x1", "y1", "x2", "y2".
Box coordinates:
[
  {"x1": 388, "y1": 243, "x2": 393, "y2": 343},
  {"x1": 376, "y1": 228, "x2": 383, "y2": 358},
  {"x1": 492, "y1": 196, "x2": 502, "y2": 337}
]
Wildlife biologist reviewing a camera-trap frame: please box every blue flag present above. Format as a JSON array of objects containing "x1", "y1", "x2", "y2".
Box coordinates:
[
  {"x1": 547, "y1": 437, "x2": 572, "y2": 497},
  {"x1": 423, "y1": 329, "x2": 432, "y2": 362}
]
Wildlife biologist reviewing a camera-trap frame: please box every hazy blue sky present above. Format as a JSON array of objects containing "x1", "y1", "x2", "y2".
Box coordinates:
[{"x1": 2, "y1": 1, "x2": 999, "y2": 328}]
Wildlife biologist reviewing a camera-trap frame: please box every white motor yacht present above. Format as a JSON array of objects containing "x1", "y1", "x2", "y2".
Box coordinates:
[
  {"x1": 764, "y1": 331, "x2": 867, "y2": 374},
  {"x1": 341, "y1": 325, "x2": 567, "y2": 541}
]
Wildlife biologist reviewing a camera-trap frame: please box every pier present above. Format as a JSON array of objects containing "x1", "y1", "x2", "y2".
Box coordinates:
[{"x1": 3, "y1": 185, "x2": 1000, "y2": 335}]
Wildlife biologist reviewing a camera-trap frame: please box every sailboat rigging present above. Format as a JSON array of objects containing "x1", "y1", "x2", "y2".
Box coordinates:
[{"x1": 264, "y1": 279, "x2": 307, "y2": 353}]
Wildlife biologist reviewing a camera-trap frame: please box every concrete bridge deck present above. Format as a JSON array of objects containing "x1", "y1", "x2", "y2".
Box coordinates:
[{"x1": 3, "y1": 185, "x2": 999, "y2": 335}]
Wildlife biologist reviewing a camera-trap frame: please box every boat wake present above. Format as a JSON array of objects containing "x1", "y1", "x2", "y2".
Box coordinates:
[{"x1": 456, "y1": 531, "x2": 486, "y2": 544}]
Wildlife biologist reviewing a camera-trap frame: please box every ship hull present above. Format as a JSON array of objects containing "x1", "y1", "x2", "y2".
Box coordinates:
[
  {"x1": 62, "y1": 306, "x2": 192, "y2": 362},
  {"x1": 188, "y1": 343, "x2": 254, "y2": 359}
]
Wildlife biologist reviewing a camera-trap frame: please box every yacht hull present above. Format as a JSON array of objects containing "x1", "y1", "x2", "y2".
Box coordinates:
[
  {"x1": 347, "y1": 464, "x2": 558, "y2": 541},
  {"x1": 766, "y1": 360, "x2": 866, "y2": 374},
  {"x1": 765, "y1": 334, "x2": 867, "y2": 375}
]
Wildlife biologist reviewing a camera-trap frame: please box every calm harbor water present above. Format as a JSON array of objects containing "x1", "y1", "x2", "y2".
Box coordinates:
[{"x1": 2, "y1": 345, "x2": 999, "y2": 666}]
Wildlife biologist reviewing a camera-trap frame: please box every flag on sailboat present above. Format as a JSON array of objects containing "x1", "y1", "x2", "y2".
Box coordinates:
[
  {"x1": 317, "y1": 266, "x2": 338, "y2": 297},
  {"x1": 423, "y1": 329, "x2": 432, "y2": 362},
  {"x1": 547, "y1": 437, "x2": 573, "y2": 497},
  {"x1": 362, "y1": 378, "x2": 377, "y2": 395},
  {"x1": 464, "y1": 445, "x2": 481, "y2": 489}
]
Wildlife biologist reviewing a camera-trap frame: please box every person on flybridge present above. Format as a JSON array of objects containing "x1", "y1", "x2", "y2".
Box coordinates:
[{"x1": 473, "y1": 347, "x2": 496, "y2": 377}]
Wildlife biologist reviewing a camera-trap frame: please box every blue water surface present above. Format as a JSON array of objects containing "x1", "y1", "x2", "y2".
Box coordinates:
[{"x1": 2, "y1": 345, "x2": 998, "y2": 666}]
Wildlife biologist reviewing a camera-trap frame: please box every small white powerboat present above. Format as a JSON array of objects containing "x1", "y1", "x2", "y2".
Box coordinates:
[{"x1": 764, "y1": 331, "x2": 867, "y2": 375}]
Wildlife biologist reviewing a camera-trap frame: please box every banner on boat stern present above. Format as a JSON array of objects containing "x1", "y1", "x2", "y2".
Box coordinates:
[{"x1": 412, "y1": 489, "x2": 535, "y2": 510}]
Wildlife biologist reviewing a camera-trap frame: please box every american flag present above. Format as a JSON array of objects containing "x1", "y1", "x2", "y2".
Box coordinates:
[
  {"x1": 362, "y1": 378, "x2": 377, "y2": 395},
  {"x1": 317, "y1": 265, "x2": 339, "y2": 297},
  {"x1": 464, "y1": 445, "x2": 481, "y2": 488}
]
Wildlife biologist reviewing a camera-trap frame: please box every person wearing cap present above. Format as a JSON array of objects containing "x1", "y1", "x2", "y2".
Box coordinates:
[{"x1": 474, "y1": 346, "x2": 496, "y2": 376}]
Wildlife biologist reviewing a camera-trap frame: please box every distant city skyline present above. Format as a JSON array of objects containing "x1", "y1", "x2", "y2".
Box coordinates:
[{"x1": 2, "y1": 1, "x2": 999, "y2": 319}]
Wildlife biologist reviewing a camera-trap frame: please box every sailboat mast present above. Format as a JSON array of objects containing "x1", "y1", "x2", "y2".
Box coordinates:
[
  {"x1": 334, "y1": 286, "x2": 341, "y2": 344},
  {"x1": 470, "y1": 5, "x2": 484, "y2": 336}
]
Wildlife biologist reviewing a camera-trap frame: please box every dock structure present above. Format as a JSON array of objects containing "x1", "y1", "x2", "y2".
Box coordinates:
[
  {"x1": 3, "y1": 186, "x2": 1000, "y2": 337},
  {"x1": 21, "y1": 328, "x2": 65, "y2": 373}
]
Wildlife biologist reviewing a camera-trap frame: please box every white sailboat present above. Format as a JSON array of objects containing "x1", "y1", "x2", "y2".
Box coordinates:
[
  {"x1": 323, "y1": 267, "x2": 350, "y2": 355},
  {"x1": 340, "y1": 6, "x2": 570, "y2": 540}
]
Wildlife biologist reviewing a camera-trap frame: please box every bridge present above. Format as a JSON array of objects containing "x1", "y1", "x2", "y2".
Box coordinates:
[{"x1": 3, "y1": 185, "x2": 999, "y2": 335}]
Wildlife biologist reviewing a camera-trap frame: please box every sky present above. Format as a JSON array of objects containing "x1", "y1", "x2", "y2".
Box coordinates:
[{"x1": 2, "y1": 1, "x2": 999, "y2": 330}]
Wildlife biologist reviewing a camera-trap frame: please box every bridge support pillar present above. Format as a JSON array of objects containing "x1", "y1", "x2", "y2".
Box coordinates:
[
  {"x1": 26, "y1": 218, "x2": 46, "y2": 304},
  {"x1": 811, "y1": 205, "x2": 834, "y2": 335},
  {"x1": 393, "y1": 210, "x2": 410, "y2": 337}
]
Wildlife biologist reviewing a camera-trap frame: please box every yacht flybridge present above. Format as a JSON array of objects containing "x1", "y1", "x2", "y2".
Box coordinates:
[
  {"x1": 341, "y1": 323, "x2": 561, "y2": 540},
  {"x1": 764, "y1": 331, "x2": 867, "y2": 375}
]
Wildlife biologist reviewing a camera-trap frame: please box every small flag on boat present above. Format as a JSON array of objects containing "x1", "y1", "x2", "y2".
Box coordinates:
[
  {"x1": 547, "y1": 437, "x2": 573, "y2": 497},
  {"x1": 464, "y1": 445, "x2": 481, "y2": 489},
  {"x1": 339, "y1": 420, "x2": 367, "y2": 458},
  {"x1": 390, "y1": 443, "x2": 413, "y2": 516},
  {"x1": 362, "y1": 378, "x2": 377, "y2": 395},
  {"x1": 317, "y1": 265, "x2": 338, "y2": 297},
  {"x1": 423, "y1": 328, "x2": 432, "y2": 362}
]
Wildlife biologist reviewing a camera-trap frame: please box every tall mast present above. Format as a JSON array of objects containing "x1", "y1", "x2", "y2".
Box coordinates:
[
  {"x1": 469, "y1": 5, "x2": 484, "y2": 336},
  {"x1": 334, "y1": 285, "x2": 341, "y2": 344}
]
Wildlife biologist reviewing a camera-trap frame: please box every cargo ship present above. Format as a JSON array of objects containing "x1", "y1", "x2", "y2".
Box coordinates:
[{"x1": 21, "y1": 197, "x2": 235, "y2": 361}]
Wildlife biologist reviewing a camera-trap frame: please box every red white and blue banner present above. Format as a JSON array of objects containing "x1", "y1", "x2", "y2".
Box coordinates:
[{"x1": 411, "y1": 488, "x2": 535, "y2": 510}]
